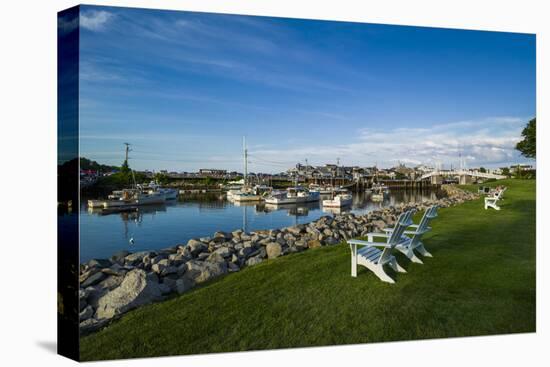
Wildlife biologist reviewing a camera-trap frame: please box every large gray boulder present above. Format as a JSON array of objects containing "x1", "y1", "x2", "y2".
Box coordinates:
[
  {"x1": 176, "y1": 276, "x2": 195, "y2": 294},
  {"x1": 80, "y1": 305, "x2": 94, "y2": 321},
  {"x1": 101, "y1": 263, "x2": 127, "y2": 277},
  {"x1": 266, "y1": 242, "x2": 282, "y2": 259},
  {"x1": 124, "y1": 251, "x2": 152, "y2": 265},
  {"x1": 214, "y1": 231, "x2": 233, "y2": 240},
  {"x1": 81, "y1": 271, "x2": 106, "y2": 288},
  {"x1": 308, "y1": 239, "x2": 322, "y2": 249},
  {"x1": 206, "y1": 252, "x2": 226, "y2": 264},
  {"x1": 185, "y1": 260, "x2": 227, "y2": 284},
  {"x1": 87, "y1": 258, "x2": 112, "y2": 269},
  {"x1": 372, "y1": 220, "x2": 387, "y2": 231},
  {"x1": 187, "y1": 239, "x2": 207, "y2": 256},
  {"x1": 110, "y1": 250, "x2": 130, "y2": 264},
  {"x1": 97, "y1": 275, "x2": 124, "y2": 291},
  {"x1": 239, "y1": 247, "x2": 256, "y2": 258},
  {"x1": 246, "y1": 255, "x2": 263, "y2": 267},
  {"x1": 95, "y1": 269, "x2": 163, "y2": 320},
  {"x1": 213, "y1": 246, "x2": 232, "y2": 258},
  {"x1": 286, "y1": 225, "x2": 305, "y2": 235},
  {"x1": 83, "y1": 286, "x2": 107, "y2": 308},
  {"x1": 325, "y1": 237, "x2": 340, "y2": 246}
]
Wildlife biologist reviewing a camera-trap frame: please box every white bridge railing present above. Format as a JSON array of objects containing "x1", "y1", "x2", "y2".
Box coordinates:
[{"x1": 419, "y1": 169, "x2": 507, "y2": 181}]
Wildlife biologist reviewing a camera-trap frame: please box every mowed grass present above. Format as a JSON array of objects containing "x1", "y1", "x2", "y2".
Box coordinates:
[{"x1": 80, "y1": 179, "x2": 536, "y2": 361}]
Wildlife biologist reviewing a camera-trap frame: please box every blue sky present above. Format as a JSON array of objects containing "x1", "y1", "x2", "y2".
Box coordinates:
[{"x1": 75, "y1": 5, "x2": 536, "y2": 172}]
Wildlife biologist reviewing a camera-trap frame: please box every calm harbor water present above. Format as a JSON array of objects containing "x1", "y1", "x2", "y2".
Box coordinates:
[{"x1": 79, "y1": 189, "x2": 442, "y2": 262}]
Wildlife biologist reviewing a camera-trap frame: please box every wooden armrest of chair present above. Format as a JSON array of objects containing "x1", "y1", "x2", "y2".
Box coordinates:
[
  {"x1": 347, "y1": 239, "x2": 389, "y2": 248},
  {"x1": 383, "y1": 227, "x2": 430, "y2": 235}
]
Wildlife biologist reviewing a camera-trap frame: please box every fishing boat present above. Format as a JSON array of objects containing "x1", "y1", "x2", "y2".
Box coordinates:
[
  {"x1": 231, "y1": 190, "x2": 262, "y2": 202},
  {"x1": 370, "y1": 192, "x2": 384, "y2": 201},
  {"x1": 370, "y1": 186, "x2": 387, "y2": 201},
  {"x1": 264, "y1": 187, "x2": 320, "y2": 205},
  {"x1": 158, "y1": 188, "x2": 178, "y2": 200},
  {"x1": 225, "y1": 180, "x2": 244, "y2": 199},
  {"x1": 309, "y1": 184, "x2": 345, "y2": 195},
  {"x1": 102, "y1": 189, "x2": 166, "y2": 208},
  {"x1": 87, "y1": 199, "x2": 107, "y2": 208},
  {"x1": 146, "y1": 181, "x2": 178, "y2": 200},
  {"x1": 322, "y1": 192, "x2": 353, "y2": 207},
  {"x1": 134, "y1": 190, "x2": 166, "y2": 205},
  {"x1": 226, "y1": 188, "x2": 242, "y2": 200},
  {"x1": 368, "y1": 168, "x2": 389, "y2": 200}
]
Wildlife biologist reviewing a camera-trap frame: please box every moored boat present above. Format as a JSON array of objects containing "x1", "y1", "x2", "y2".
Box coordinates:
[
  {"x1": 231, "y1": 191, "x2": 262, "y2": 202},
  {"x1": 264, "y1": 187, "x2": 320, "y2": 205},
  {"x1": 322, "y1": 192, "x2": 353, "y2": 207}
]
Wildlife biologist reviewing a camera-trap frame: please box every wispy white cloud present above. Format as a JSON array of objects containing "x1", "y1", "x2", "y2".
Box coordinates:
[
  {"x1": 81, "y1": 12, "x2": 359, "y2": 94},
  {"x1": 249, "y1": 116, "x2": 531, "y2": 169},
  {"x1": 80, "y1": 10, "x2": 114, "y2": 32}
]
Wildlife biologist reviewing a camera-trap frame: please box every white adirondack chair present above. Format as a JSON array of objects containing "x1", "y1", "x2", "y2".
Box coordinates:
[
  {"x1": 383, "y1": 205, "x2": 438, "y2": 264},
  {"x1": 347, "y1": 210, "x2": 414, "y2": 284},
  {"x1": 484, "y1": 187, "x2": 506, "y2": 210}
]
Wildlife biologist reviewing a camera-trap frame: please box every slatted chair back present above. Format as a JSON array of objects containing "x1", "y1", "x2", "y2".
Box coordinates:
[
  {"x1": 379, "y1": 210, "x2": 413, "y2": 264},
  {"x1": 408, "y1": 205, "x2": 437, "y2": 245}
]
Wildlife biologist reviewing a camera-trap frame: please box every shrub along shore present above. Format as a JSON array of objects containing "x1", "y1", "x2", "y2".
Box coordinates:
[
  {"x1": 80, "y1": 180, "x2": 535, "y2": 361},
  {"x1": 79, "y1": 185, "x2": 477, "y2": 333}
]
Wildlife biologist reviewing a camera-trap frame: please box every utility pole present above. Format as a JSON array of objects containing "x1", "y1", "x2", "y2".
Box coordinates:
[{"x1": 124, "y1": 142, "x2": 131, "y2": 162}]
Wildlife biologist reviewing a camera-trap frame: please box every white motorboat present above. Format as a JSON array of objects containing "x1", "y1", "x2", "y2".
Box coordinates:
[
  {"x1": 145, "y1": 181, "x2": 178, "y2": 200},
  {"x1": 370, "y1": 192, "x2": 384, "y2": 201},
  {"x1": 231, "y1": 191, "x2": 262, "y2": 202},
  {"x1": 159, "y1": 188, "x2": 178, "y2": 200},
  {"x1": 101, "y1": 189, "x2": 166, "y2": 208},
  {"x1": 369, "y1": 180, "x2": 389, "y2": 202},
  {"x1": 226, "y1": 185, "x2": 244, "y2": 199},
  {"x1": 87, "y1": 199, "x2": 106, "y2": 208},
  {"x1": 264, "y1": 187, "x2": 320, "y2": 205},
  {"x1": 135, "y1": 191, "x2": 166, "y2": 205},
  {"x1": 322, "y1": 193, "x2": 353, "y2": 207},
  {"x1": 309, "y1": 184, "x2": 344, "y2": 195}
]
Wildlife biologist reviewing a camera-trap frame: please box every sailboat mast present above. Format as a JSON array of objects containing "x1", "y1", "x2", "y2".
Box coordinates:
[{"x1": 243, "y1": 136, "x2": 248, "y2": 187}]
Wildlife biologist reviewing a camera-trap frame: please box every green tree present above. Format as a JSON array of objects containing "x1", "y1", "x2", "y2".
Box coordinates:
[
  {"x1": 516, "y1": 118, "x2": 536, "y2": 158},
  {"x1": 500, "y1": 167, "x2": 510, "y2": 177},
  {"x1": 154, "y1": 173, "x2": 169, "y2": 185},
  {"x1": 479, "y1": 167, "x2": 487, "y2": 173}
]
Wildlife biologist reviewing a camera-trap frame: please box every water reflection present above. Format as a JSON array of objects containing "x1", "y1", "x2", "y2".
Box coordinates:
[{"x1": 80, "y1": 189, "x2": 442, "y2": 261}]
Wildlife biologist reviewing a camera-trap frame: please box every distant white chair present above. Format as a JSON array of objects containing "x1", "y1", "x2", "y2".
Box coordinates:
[
  {"x1": 347, "y1": 210, "x2": 414, "y2": 284},
  {"x1": 478, "y1": 186, "x2": 491, "y2": 194},
  {"x1": 383, "y1": 205, "x2": 438, "y2": 264},
  {"x1": 484, "y1": 187, "x2": 506, "y2": 210}
]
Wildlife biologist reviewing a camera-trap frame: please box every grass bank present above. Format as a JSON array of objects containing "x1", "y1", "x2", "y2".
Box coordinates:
[{"x1": 80, "y1": 179, "x2": 536, "y2": 361}]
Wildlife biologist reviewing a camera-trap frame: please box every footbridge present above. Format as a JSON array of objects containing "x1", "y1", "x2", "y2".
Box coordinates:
[{"x1": 418, "y1": 169, "x2": 507, "y2": 184}]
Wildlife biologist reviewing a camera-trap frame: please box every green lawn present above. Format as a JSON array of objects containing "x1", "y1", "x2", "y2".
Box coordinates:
[{"x1": 80, "y1": 179, "x2": 536, "y2": 361}]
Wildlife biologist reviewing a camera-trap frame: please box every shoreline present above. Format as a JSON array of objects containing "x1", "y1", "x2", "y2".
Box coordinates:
[{"x1": 78, "y1": 185, "x2": 478, "y2": 334}]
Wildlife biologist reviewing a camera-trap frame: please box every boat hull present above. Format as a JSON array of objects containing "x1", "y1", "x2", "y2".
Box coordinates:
[
  {"x1": 231, "y1": 194, "x2": 262, "y2": 202},
  {"x1": 160, "y1": 189, "x2": 178, "y2": 200},
  {"x1": 322, "y1": 194, "x2": 353, "y2": 207},
  {"x1": 322, "y1": 199, "x2": 352, "y2": 207},
  {"x1": 265, "y1": 196, "x2": 319, "y2": 205}
]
